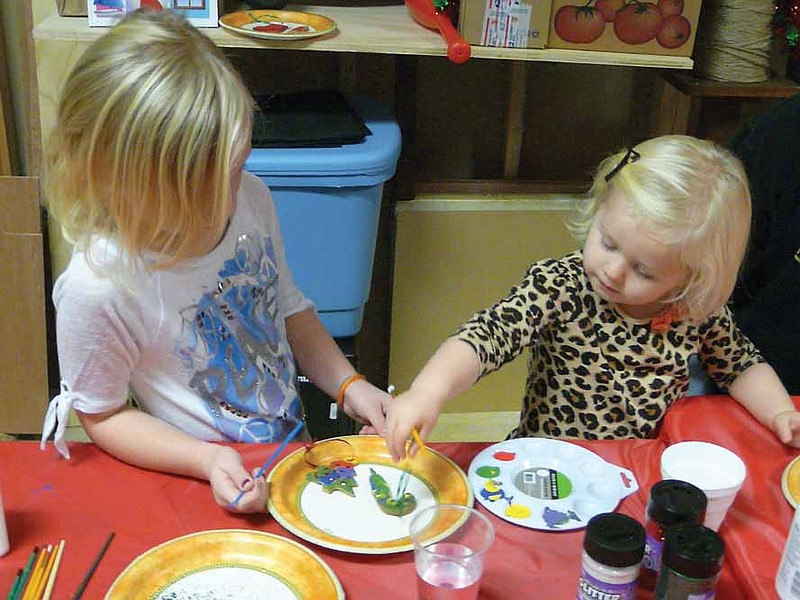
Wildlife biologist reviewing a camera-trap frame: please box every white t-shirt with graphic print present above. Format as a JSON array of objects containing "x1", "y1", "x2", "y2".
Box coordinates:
[{"x1": 42, "y1": 172, "x2": 313, "y2": 458}]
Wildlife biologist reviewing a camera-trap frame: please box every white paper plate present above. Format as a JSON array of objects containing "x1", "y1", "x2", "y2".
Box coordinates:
[
  {"x1": 105, "y1": 529, "x2": 344, "y2": 599},
  {"x1": 782, "y1": 454, "x2": 800, "y2": 508},
  {"x1": 268, "y1": 435, "x2": 472, "y2": 554},
  {"x1": 468, "y1": 438, "x2": 638, "y2": 531}
]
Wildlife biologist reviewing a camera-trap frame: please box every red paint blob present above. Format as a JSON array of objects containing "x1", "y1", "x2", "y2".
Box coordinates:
[{"x1": 493, "y1": 451, "x2": 516, "y2": 461}]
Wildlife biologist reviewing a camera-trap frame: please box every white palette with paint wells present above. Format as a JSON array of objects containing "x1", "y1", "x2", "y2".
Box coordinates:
[{"x1": 467, "y1": 438, "x2": 638, "y2": 531}]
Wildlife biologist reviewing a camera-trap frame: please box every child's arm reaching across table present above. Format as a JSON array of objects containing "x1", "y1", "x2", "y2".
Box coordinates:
[{"x1": 385, "y1": 338, "x2": 481, "y2": 461}]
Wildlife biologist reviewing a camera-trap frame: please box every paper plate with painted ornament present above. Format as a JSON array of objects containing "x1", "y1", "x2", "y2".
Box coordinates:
[
  {"x1": 220, "y1": 9, "x2": 336, "y2": 40},
  {"x1": 468, "y1": 438, "x2": 638, "y2": 531},
  {"x1": 104, "y1": 529, "x2": 344, "y2": 599},
  {"x1": 267, "y1": 435, "x2": 472, "y2": 554}
]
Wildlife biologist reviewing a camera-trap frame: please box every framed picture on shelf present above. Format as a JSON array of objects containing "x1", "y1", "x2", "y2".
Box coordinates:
[{"x1": 88, "y1": 0, "x2": 219, "y2": 28}]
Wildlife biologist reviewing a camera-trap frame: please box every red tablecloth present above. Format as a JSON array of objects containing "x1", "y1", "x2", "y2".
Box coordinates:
[{"x1": 0, "y1": 394, "x2": 796, "y2": 599}]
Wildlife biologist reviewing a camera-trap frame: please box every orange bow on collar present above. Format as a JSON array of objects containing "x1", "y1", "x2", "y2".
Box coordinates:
[{"x1": 650, "y1": 305, "x2": 681, "y2": 333}]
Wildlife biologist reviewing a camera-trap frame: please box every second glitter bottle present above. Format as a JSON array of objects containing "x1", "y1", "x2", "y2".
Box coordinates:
[{"x1": 640, "y1": 479, "x2": 707, "y2": 590}]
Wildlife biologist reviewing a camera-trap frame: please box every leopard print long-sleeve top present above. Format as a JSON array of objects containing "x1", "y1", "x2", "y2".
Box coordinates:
[{"x1": 454, "y1": 251, "x2": 764, "y2": 440}]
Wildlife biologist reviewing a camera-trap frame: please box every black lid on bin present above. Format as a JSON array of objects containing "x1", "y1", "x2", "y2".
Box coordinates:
[
  {"x1": 662, "y1": 523, "x2": 725, "y2": 579},
  {"x1": 647, "y1": 479, "x2": 707, "y2": 527},
  {"x1": 583, "y1": 513, "x2": 645, "y2": 568},
  {"x1": 251, "y1": 90, "x2": 371, "y2": 148}
]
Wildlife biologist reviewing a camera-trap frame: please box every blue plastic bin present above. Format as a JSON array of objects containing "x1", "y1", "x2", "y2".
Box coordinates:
[{"x1": 245, "y1": 94, "x2": 402, "y2": 337}]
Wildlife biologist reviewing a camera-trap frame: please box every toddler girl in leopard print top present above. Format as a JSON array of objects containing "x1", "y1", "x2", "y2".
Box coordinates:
[{"x1": 385, "y1": 135, "x2": 800, "y2": 460}]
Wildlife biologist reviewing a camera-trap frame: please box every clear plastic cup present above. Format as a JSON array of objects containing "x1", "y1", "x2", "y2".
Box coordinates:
[{"x1": 409, "y1": 504, "x2": 495, "y2": 600}]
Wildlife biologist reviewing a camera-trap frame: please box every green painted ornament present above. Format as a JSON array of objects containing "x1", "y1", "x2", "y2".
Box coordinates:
[{"x1": 369, "y1": 468, "x2": 417, "y2": 517}]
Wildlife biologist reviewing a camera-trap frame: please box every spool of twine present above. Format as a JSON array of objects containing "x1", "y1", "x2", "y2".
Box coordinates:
[{"x1": 693, "y1": 0, "x2": 774, "y2": 83}]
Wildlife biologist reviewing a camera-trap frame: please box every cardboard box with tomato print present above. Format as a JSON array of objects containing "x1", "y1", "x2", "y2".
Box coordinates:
[{"x1": 548, "y1": 0, "x2": 702, "y2": 57}]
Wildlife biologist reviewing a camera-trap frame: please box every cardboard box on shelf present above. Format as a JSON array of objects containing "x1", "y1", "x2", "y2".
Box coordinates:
[
  {"x1": 548, "y1": 0, "x2": 702, "y2": 57},
  {"x1": 459, "y1": 0, "x2": 552, "y2": 49},
  {"x1": 85, "y1": 0, "x2": 219, "y2": 27}
]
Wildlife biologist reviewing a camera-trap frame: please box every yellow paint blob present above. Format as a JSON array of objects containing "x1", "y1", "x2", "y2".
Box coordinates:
[{"x1": 505, "y1": 504, "x2": 532, "y2": 519}]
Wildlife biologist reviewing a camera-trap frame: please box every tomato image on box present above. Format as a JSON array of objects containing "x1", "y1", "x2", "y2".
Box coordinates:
[{"x1": 548, "y1": 0, "x2": 702, "y2": 56}]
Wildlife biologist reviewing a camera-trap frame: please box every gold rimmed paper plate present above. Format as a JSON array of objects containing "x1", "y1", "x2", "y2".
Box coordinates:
[
  {"x1": 782, "y1": 455, "x2": 800, "y2": 508},
  {"x1": 105, "y1": 529, "x2": 344, "y2": 599},
  {"x1": 220, "y1": 9, "x2": 337, "y2": 40},
  {"x1": 267, "y1": 435, "x2": 472, "y2": 554}
]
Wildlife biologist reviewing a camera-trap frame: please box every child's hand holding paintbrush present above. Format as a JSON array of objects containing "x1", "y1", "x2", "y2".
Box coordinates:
[
  {"x1": 385, "y1": 338, "x2": 481, "y2": 461},
  {"x1": 226, "y1": 418, "x2": 305, "y2": 512},
  {"x1": 385, "y1": 385, "x2": 429, "y2": 463},
  {"x1": 207, "y1": 445, "x2": 271, "y2": 513}
]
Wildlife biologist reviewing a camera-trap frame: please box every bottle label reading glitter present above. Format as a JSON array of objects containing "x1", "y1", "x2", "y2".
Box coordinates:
[
  {"x1": 577, "y1": 570, "x2": 636, "y2": 600},
  {"x1": 642, "y1": 533, "x2": 664, "y2": 573}
]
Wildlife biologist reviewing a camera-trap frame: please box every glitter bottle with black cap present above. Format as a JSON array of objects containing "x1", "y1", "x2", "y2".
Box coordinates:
[
  {"x1": 577, "y1": 512, "x2": 646, "y2": 600},
  {"x1": 655, "y1": 523, "x2": 725, "y2": 599}
]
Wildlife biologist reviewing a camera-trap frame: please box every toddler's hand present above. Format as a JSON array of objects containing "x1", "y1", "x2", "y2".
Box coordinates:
[
  {"x1": 773, "y1": 410, "x2": 800, "y2": 448},
  {"x1": 207, "y1": 445, "x2": 268, "y2": 513},
  {"x1": 385, "y1": 390, "x2": 440, "y2": 462}
]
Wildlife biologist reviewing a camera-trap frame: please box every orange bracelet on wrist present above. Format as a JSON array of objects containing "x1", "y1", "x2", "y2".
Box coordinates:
[{"x1": 336, "y1": 373, "x2": 366, "y2": 410}]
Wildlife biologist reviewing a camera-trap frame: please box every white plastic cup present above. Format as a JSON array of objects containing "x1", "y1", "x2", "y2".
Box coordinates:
[
  {"x1": 0, "y1": 487, "x2": 9, "y2": 557},
  {"x1": 409, "y1": 504, "x2": 495, "y2": 600},
  {"x1": 660, "y1": 441, "x2": 746, "y2": 531}
]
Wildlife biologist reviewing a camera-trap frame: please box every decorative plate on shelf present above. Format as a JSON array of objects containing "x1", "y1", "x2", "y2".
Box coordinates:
[
  {"x1": 267, "y1": 435, "x2": 472, "y2": 554},
  {"x1": 104, "y1": 529, "x2": 344, "y2": 599},
  {"x1": 782, "y1": 455, "x2": 800, "y2": 508},
  {"x1": 468, "y1": 438, "x2": 638, "y2": 531},
  {"x1": 219, "y1": 9, "x2": 337, "y2": 41}
]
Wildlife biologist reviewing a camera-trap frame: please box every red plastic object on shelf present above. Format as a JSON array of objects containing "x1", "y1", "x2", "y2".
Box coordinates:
[{"x1": 404, "y1": 0, "x2": 471, "y2": 64}]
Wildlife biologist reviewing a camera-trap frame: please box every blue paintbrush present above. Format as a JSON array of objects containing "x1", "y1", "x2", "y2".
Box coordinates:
[{"x1": 229, "y1": 418, "x2": 304, "y2": 509}]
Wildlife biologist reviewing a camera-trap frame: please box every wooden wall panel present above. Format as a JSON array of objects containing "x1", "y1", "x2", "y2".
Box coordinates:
[
  {"x1": 0, "y1": 177, "x2": 48, "y2": 433},
  {"x1": 390, "y1": 195, "x2": 581, "y2": 421}
]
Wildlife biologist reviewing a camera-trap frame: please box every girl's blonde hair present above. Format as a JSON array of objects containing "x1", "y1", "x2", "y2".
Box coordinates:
[
  {"x1": 568, "y1": 135, "x2": 751, "y2": 322},
  {"x1": 45, "y1": 9, "x2": 253, "y2": 270}
]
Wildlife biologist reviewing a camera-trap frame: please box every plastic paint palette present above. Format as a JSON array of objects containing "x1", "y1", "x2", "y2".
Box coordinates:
[{"x1": 467, "y1": 438, "x2": 638, "y2": 531}]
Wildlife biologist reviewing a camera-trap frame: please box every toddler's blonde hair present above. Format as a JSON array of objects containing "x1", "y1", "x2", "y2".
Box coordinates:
[
  {"x1": 568, "y1": 135, "x2": 751, "y2": 322},
  {"x1": 45, "y1": 9, "x2": 253, "y2": 270}
]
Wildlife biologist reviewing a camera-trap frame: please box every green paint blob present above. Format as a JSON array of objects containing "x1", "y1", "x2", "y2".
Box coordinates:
[{"x1": 476, "y1": 465, "x2": 501, "y2": 478}]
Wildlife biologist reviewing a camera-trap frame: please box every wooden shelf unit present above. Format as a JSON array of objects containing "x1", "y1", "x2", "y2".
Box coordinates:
[
  {"x1": 662, "y1": 70, "x2": 800, "y2": 99},
  {"x1": 34, "y1": 7, "x2": 694, "y2": 68},
  {"x1": 34, "y1": 6, "x2": 695, "y2": 186},
  {"x1": 654, "y1": 69, "x2": 800, "y2": 137}
]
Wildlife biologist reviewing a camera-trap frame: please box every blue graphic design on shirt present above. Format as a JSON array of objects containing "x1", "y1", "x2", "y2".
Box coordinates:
[{"x1": 177, "y1": 232, "x2": 302, "y2": 442}]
